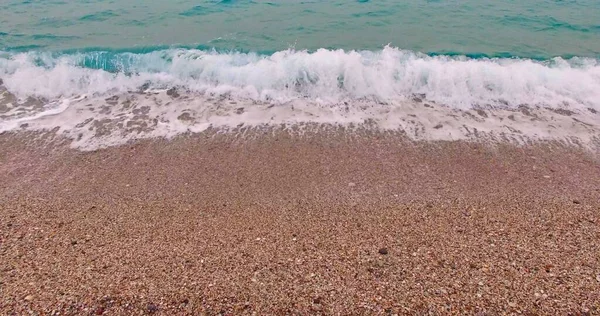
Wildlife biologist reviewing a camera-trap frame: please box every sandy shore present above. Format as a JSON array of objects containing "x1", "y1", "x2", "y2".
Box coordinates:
[{"x1": 1, "y1": 129, "x2": 599, "y2": 315}]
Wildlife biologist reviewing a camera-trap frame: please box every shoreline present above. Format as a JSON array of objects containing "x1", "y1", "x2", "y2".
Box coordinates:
[{"x1": 1, "y1": 130, "x2": 599, "y2": 314}]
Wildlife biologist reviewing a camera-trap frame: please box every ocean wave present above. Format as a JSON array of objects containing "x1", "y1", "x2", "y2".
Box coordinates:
[{"x1": 1, "y1": 46, "x2": 598, "y2": 110}]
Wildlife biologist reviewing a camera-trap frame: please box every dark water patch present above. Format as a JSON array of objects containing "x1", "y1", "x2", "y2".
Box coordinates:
[
  {"x1": 31, "y1": 34, "x2": 80, "y2": 41},
  {"x1": 351, "y1": 10, "x2": 393, "y2": 18},
  {"x1": 427, "y1": 50, "x2": 553, "y2": 61},
  {"x1": 4, "y1": 44, "x2": 47, "y2": 52},
  {"x1": 80, "y1": 10, "x2": 119, "y2": 22},
  {"x1": 180, "y1": 5, "x2": 222, "y2": 16},
  {"x1": 57, "y1": 45, "x2": 278, "y2": 58},
  {"x1": 61, "y1": 45, "x2": 174, "y2": 56},
  {"x1": 35, "y1": 18, "x2": 76, "y2": 28},
  {"x1": 499, "y1": 15, "x2": 597, "y2": 33},
  {"x1": 366, "y1": 20, "x2": 391, "y2": 27},
  {"x1": 120, "y1": 20, "x2": 146, "y2": 27}
]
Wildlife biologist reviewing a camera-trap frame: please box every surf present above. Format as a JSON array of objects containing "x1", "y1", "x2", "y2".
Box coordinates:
[
  {"x1": 1, "y1": 46, "x2": 599, "y2": 109},
  {"x1": 1, "y1": 46, "x2": 599, "y2": 150}
]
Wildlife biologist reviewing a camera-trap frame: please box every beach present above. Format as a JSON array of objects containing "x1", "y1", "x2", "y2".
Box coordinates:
[
  {"x1": 2, "y1": 0, "x2": 600, "y2": 314},
  {"x1": 1, "y1": 129, "x2": 599, "y2": 314}
]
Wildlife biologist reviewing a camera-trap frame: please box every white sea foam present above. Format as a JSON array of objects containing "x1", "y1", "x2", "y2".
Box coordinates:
[{"x1": 0, "y1": 47, "x2": 599, "y2": 150}]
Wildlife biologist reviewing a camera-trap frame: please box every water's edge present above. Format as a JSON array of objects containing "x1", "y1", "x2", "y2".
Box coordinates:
[{"x1": 1, "y1": 47, "x2": 599, "y2": 150}]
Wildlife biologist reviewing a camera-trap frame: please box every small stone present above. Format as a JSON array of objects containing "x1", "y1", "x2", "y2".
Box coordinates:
[
  {"x1": 166, "y1": 87, "x2": 179, "y2": 98},
  {"x1": 71, "y1": 240, "x2": 78, "y2": 245},
  {"x1": 178, "y1": 112, "x2": 193, "y2": 121},
  {"x1": 24, "y1": 295, "x2": 34, "y2": 301},
  {"x1": 508, "y1": 302, "x2": 517, "y2": 308},
  {"x1": 378, "y1": 248, "x2": 389, "y2": 255},
  {"x1": 573, "y1": 200, "x2": 581, "y2": 204},
  {"x1": 147, "y1": 303, "x2": 159, "y2": 313},
  {"x1": 411, "y1": 252, "x2": 417, "y2": 257},
  {"x1": 596, "y1": 274, "x2": 600, "y2": 282},
  {"x1": 94, "y1": 306, "x2": 105, "y2": 315},
  {"x1": 348, "y1": 182, "x2": 356, "y2": 187}
]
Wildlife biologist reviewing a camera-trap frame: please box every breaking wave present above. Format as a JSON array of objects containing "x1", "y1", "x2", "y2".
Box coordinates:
[{"x1": 1, "y1": 46, "x2": 599, "y2": 110}]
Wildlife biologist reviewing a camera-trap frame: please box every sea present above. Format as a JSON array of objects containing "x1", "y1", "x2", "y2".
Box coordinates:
[{"x1": 1, "y1": 0, "x2": 599, "y2": 149}]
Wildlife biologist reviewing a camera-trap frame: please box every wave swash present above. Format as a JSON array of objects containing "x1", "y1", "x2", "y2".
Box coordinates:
[{"x1": 1, "y1": 47, "x2": 599, "y2": 150}]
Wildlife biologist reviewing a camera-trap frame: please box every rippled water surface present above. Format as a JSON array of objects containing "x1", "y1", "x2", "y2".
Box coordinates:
[{"x1": 1, "y1": 0, "x2": 599, "y2": 58}]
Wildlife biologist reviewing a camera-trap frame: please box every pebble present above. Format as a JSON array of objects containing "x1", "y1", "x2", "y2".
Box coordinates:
[
  {"x1": 24, "y1": 295, "x2": 34, "y2": 301},
  {"x1": 166, "y1": 87, "x2": 179, "y2": 98},
  {"x1": 147, "y1": 303, "x2": 159, "y2": 313},
  {"x1": 573, "y1": 199, "x2": 581, "y2": 204},
  {"x1": 378, "y1": 248, "x2": 388, "y2": 255}
]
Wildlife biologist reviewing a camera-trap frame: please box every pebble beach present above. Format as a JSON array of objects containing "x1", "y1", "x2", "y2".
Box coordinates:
[{"x1": 1, "y1": 130, "x2": 599, "y2": 314}]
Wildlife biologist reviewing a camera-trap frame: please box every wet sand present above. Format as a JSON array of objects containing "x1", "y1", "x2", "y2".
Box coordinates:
[{"x1": 1, "y1": 129, "x2": 599, "y2": 315}]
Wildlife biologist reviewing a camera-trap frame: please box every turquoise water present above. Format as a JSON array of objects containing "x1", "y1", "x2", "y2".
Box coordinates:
[
  {"x1": 1, "y1": 0, "x2": 599, "y2": 58},
  {"x1": 1, "y1": 1, "x2": 600, "y2": 149}
]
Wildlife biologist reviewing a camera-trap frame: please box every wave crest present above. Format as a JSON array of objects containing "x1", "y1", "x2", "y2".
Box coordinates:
[{"x1": 1, "y1": 46, "x2": 599, "y2": 110}]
